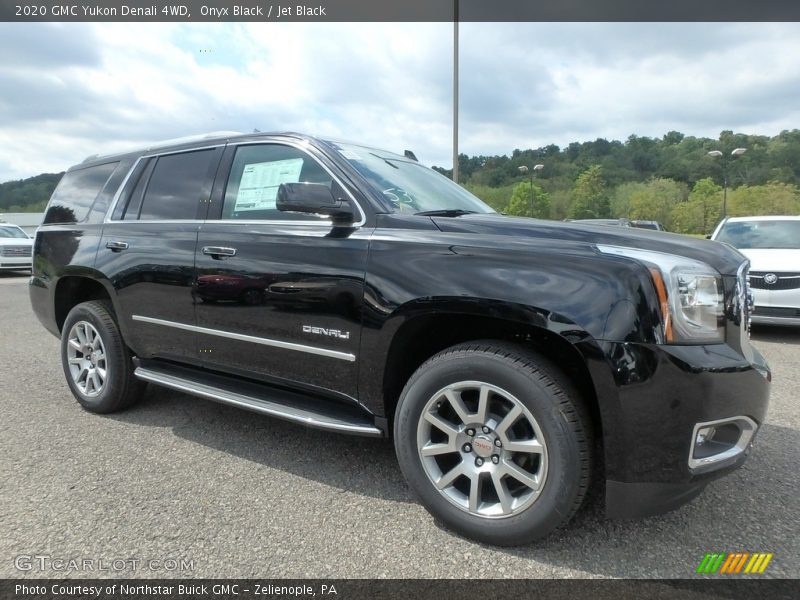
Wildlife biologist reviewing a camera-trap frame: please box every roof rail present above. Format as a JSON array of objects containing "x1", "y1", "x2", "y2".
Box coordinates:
[{"x1": 81, "y1": 131, "x2": 245, "y2": 163}]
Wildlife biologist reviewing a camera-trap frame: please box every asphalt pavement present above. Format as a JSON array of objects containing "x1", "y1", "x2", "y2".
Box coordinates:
[{"x1": 1, "y1": 271, "x2": 798, "y2": 578}]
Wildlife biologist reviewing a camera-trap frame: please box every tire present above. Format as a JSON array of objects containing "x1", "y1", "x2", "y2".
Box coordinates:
[
  {"x1": 60, "y1": 300, "x2": 145, "y2": 414},
  {"x1": 394, "y1": 341, "x2": 593, "y2": 545}
]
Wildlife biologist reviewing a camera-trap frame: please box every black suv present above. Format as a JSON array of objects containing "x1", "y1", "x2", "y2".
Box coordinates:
[{"x1": 30, "y1": 132, "x2": 770, "y2": 545}]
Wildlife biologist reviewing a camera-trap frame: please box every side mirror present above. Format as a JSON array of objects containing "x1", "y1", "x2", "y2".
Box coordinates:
[{"x1": 276, "y1": 183, "x2": 355, "y2": 225}]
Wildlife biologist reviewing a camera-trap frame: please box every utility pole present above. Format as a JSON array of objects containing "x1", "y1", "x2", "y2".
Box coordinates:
[{"x1": 452, "y1": 1, "x2": 459, "y2": 183}]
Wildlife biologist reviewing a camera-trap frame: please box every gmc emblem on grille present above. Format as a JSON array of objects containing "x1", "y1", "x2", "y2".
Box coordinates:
[{"x1": 763, "y1": 273, "x2": 779, "y2": 285}]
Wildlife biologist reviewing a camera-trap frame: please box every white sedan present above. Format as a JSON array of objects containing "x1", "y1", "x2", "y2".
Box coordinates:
[
  {"x1": 0, "y1": 223, "x2": 33, "y2": 272},
  {"x1": 711, "y1": 216, "x2": 800, "y2": 326}
]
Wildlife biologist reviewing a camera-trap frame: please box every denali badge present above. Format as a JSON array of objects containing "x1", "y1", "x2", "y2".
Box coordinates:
[{"x1": 302, "y1": 325, "x2": 350, "y2": 340}]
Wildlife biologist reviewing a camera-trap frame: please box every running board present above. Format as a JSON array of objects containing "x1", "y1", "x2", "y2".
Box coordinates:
[{"x1": 134, "y1": 363, "x2": 383, "y2": 437}]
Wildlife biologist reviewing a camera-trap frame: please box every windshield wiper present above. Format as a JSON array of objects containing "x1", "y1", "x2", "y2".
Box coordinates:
[
  {"x1": 415, "y1": 209, "x2": 478, "y2": 217},
  {"x1": 368, "y1": 153, "x2": 399, "y2": 169}
]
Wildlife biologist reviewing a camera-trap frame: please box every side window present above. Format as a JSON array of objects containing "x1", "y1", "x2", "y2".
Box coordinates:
[
  {"x1": 138, "y1": 149, "x2": 217, "y2": 221},
  {"x1": 122, "y1": 158, "x2": 155, "y2": 220},
  {"x1": 222, "y1": 145, "x2": 333, "y2": 221},
  {"x1": 43, "y1": 162, "x2": 119, "y2": 224}
]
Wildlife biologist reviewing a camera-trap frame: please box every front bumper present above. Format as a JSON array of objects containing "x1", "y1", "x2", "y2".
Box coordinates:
[
  {"x1": 0, "y1": 256, "x2": 32, "y2": 270},
  {"x1": 751, "y1": 286, "x2": 800, "y2": 326},
  {"x1": 593, "y1": 340, "x2": 770, "y2": 519},
  {"x1": 751, "y1": 309, "x2": 800, "y2": 327}
]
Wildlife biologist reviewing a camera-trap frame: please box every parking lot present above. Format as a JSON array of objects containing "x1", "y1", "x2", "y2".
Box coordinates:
[{"x1": 0, "y1": 271, "x2": 798, "y2": 579}]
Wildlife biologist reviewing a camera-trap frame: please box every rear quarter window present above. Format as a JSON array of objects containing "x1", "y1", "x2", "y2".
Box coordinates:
[{"x1": 43, "y1": 162, "x2": 119, "y2": 224}]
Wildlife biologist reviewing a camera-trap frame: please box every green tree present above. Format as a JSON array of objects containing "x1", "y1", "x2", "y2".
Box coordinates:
[
  {"x1": 728, "y1": 182, "x2": 800, "y2": 216},
  {"x1": 569, "y1": 165, "x2": 609, "y2": 219},
  {"x1": 506, "y1": 181, "x2": 550, "y2": 218},
  {"x1": 611, "y1": 181, "x2": 647, "y2": 218},
  {"x1": 463, "y1": 183, "x2": 514, "y2": 213},
  {"x1": 548, "y1": 190, "x2": 573, "y2": 221},
  {"x1": 628, "y1": 178, "x2": 688, "y2": 230},
  {"x1": 670, "y1": 178, "x2": 722, "y2": 234}
]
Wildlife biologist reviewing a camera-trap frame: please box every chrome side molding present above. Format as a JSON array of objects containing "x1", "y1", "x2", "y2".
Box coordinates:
[{"x1": 131, "y1": 315, "x2": 356, "y2": 362}]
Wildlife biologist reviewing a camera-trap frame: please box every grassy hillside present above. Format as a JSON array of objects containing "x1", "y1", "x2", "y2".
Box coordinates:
[{"x1": 0, "y1": 172, "x2": 63, "y2": 213}]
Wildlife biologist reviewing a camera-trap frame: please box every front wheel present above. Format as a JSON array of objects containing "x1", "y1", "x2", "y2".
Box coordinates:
[
  {"x1": 60, "y1": 300, "x2": 145, "y2": 414},
  {"x1": 394, "y1": 342, "x2": 593, "y2": 545}
]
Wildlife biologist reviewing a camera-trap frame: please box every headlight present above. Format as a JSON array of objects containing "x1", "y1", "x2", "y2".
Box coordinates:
[{"x1": 597, "y1": 245, "x2": 724, "y2": 343}]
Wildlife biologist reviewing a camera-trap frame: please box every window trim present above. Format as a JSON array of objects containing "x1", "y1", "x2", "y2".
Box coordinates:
[
  {"x1": 212, "y1": 140, "x2": 367, "y2": 227},
  {"x1": 105, "y1": 140, "x2": 367, "y2": 227},
  {"x1": 105, "y1": 144, "x2": 223, "y2": 224}
]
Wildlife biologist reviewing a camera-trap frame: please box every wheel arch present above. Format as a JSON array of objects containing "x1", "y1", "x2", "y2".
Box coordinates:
[
  {"x1": 53, "y1": 272, "x2": 117, "y2": 333},
  {"x1": 369, "y1": 299, "x2": 606, "y2": 443}
]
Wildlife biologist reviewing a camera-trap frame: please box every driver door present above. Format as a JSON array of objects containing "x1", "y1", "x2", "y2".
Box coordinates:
[{"x1": 194, "y1": 142, "x2": 370, "y2": 399}]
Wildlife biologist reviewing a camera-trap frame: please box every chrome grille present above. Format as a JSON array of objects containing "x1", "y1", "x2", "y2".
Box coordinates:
[
  {"x1": 0, "y1": 245, "x2": 31, "y2": 257},
  {"x1": 749, "y1": 271, "x2": 800, "y2": 291},
  {"x1": 735, "y1": 262, "x2": 753, "y2": 334}
]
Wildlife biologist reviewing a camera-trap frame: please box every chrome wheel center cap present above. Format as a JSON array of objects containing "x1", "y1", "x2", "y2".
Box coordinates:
[{"x1": 472, "y1": 436, "x2": 494, "y2": 458}]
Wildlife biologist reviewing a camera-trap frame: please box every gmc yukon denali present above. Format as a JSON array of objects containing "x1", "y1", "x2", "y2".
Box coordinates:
[{"x1": 30, "y1": 132, "x2": 771, "y2": 545}]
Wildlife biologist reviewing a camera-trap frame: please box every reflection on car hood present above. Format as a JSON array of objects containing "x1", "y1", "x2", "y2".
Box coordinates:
[
  {"x1": 736, "y1": 248, "x2": 800, "y2": 272},
  {"x1": 0, "y1": 238, "x2": 32, "y2": 246},
  {"x1": 430, "y1": 213, "x2": 747, "y2": 276}
]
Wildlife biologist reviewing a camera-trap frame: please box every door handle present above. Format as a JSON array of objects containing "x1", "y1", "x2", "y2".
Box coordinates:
[
  {"x1": 202, "y1": 246, "x2": 237, "y2": 258},
  {"x1": 105, "y1": 240, "x2": 129, "y2": 251}
]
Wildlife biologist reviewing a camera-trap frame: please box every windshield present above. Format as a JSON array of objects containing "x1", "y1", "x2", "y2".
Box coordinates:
[
  {"x1": 716, "y1": 220, "x2": 800, "y2": 249},
  {"x1": 330, "y1": 142, "x2": 494, "y2": 215},
  {"x1": 0, "y1": 225, "x2": 29, "y2": 239}
]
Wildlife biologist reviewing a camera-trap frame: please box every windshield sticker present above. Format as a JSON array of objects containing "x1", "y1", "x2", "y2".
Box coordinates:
[
  {"x1": 338, "y1": 149, "x2": 362, "y2": 161},
  {"x1": 233, "y1": 158, "x2": 304, "y2": 212}
]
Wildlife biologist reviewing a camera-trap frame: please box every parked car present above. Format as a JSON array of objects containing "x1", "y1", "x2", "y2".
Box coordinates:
[
  {"x1": 0, "y1": 223, "x2": 33, "y2": 271},
  {"x1": 711, "y1": 216, "x2": 800, "y2": 326},
  {"x1": 631, "y1": 220, "x2": 666, "y2": 231},
  {"x1": 30, "y1": 132, "x2": 770, "y2": 545}
]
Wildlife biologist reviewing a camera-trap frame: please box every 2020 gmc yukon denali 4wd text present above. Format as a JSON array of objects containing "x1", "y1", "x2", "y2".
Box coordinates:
[{"x1": 30, "y1": 132, "x2": 771, "y2": 545}]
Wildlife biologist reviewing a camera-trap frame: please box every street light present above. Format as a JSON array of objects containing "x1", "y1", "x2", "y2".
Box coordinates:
[
  {"x1": 518, "y1": 164, "x2": 544, "y2": 216},
  {"x1": 708, "y1": 147, "x2": 747, "y2": 217}
]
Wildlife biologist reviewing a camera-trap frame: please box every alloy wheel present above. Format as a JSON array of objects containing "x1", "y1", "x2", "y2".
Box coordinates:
[
  {"x1": 66, "y1": 321, "x2": 108, "y2": 398},
  {"x1": 416, "y1": 381, "x2": 548, "y2": 518}
]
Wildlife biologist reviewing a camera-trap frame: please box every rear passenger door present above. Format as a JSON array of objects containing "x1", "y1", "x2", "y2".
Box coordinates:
[{"x1": 97, "y1": 146, "x2": 224, "y2": 364}]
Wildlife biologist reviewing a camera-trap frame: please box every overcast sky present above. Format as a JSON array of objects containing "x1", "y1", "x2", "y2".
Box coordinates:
[{"x1": 1, "y1": 22, "x2": 799, "y2": 181}]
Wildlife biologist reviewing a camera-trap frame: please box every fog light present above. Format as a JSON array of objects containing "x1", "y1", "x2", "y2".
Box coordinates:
[
  {"x1": 689, "y1": 417, "x2": 757, "y2": 472},
  {"x1": 695, "y1": 426, "x2": 716, "y2": 446}
]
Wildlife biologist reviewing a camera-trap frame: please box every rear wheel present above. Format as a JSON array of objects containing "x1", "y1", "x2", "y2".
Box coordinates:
[
  {"x1": 60, "y1": 300, "x2": 145, "y2": 413},
  {"x1": 394, "y1": 341, "x2": 592, "y2": 545}
]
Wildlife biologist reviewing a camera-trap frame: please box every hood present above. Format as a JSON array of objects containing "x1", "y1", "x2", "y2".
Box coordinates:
[
  {"x1": 430, "y1": 214, "x2": 747, "y2": 276},
  {"x1": 736, "y1": 248, "x2": 800, "y2": 273}
]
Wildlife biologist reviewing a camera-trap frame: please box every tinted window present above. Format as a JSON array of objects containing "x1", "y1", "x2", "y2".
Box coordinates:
[
  {"x1": 122, "y1": 159, "x2": 156, "y2": 220},
  {"x1": 221, "y1": 145, "x2": 332, "y2": 221},
  {"x1": 44, "y1": 162, "x2": 118, "y2": 224},
  {"x1": 717, "y1": 220, "x2": 800, "y2": 249},
  {"x1": 139, "y1": 150, "x2": 216, "y2": 220}
]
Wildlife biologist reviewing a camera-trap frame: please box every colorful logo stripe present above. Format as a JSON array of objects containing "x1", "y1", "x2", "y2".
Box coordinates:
[{"x1": 697, "y1": 552, "x2": 773, "y2": 574}]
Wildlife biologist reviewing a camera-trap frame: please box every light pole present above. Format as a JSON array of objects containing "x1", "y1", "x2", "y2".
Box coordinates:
[
  {"x1": 518, "y1": 164, "x2": 544, "y2": 216},
  {"x1": 708, "y1": 147, "x2": 746, "y2": 218},
  {"x1": 452, "y1": 0, "x2": 459, "y2": 183}
]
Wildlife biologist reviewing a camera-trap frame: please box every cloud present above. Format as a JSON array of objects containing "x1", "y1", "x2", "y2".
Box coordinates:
[{"x1": 0, "y1": 22, "x2": 799, "y2": 182}]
